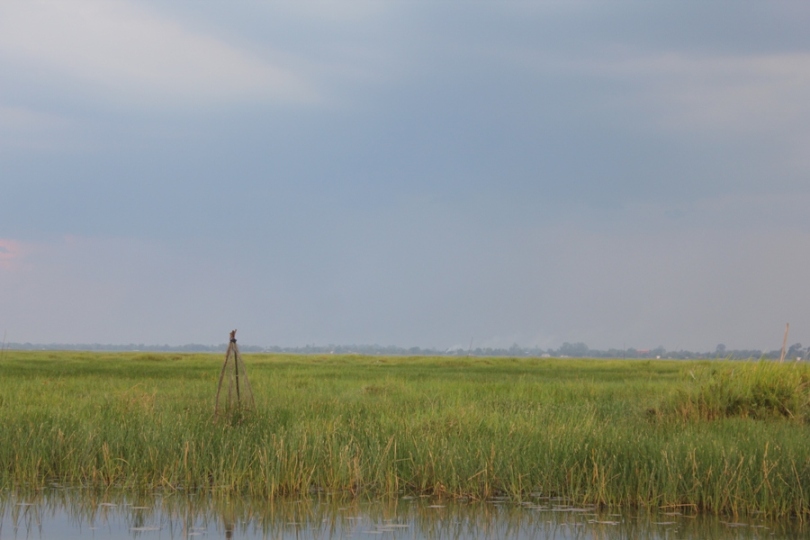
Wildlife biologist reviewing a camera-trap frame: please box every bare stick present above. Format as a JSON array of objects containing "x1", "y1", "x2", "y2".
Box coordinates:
[
  {"x1": 234, "y1": 346, "x2": 241, "y2": 405},
  {"x1": 215, "y1": 330, "x2": 237, "y2": 416},
  {"x1": 779, "y1": 323, "x2": 790, "y2": 363},
  {"x1": 215, "y1": 343, "x2": 231, "y2": 416}
]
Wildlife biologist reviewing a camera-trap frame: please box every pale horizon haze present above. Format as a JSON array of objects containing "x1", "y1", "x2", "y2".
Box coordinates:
[{"x1": 2, "y1": 1, "x2": 810, "y2": 352}]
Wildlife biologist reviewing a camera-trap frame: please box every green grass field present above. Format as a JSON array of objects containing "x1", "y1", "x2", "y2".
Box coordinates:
[{"x1": 1, "y1": 351, "x2": 809, "y2": 517}]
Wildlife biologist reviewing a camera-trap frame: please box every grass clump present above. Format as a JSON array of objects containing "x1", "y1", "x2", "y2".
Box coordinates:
[{"x1": 659, "y1": 361, "x2": 810, "y2": 422}]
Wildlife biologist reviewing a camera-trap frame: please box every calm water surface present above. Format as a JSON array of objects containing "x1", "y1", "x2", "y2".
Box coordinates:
[{"x1": 0, "y1": 490, "x2": 805, "y2": 540}]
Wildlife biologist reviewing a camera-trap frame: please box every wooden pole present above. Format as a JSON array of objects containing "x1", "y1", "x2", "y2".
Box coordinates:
[
  {"x1": 215, "y1": 329, "x2": 239, "y2": 415},
  {"x1": 230, "y1": 329, "x2": 241, "y2": 405},
  {"x1": 215, "y1": 342, "x2": 231, "y2": 416},
  {"x1": 234, "y1": 345, "x2": 241, "y2": 405}
]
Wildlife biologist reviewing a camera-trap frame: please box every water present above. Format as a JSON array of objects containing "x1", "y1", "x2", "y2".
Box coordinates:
[{"x1": 0, "y1": 490, "x2": 804, "y2": 539}]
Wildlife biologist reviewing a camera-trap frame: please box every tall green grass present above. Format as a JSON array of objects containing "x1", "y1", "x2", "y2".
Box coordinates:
[
  {"x1": 1, "y1": 352, "x2": 809, "y2": 517},
  {"x1": 657, "y1": 360, "x2": 810, "y2": 421}
]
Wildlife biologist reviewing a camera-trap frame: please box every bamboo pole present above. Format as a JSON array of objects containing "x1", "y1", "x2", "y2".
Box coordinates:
[
  {"x1": 234, "y1": 344, "x2": 242, "y2": 405},
  {"x1": 215, "y1": 329, "x2": 239, "y2": 416}
]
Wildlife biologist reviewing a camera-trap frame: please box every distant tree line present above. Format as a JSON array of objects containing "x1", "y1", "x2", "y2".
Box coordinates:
[
  {"x1": 1, "y1": 342, "x2": 249, "y2": 353},
  {"x1": 3, "y1": 340, "x2": 808, "y2": 360}
]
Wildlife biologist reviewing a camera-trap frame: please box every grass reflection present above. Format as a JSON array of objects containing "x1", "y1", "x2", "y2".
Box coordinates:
[{"x1": 0, "y1": 489, "x2": 805, "y2": 539}]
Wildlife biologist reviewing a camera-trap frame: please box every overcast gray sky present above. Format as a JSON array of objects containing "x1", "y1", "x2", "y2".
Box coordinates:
[{"x1": 2, "y1": 1, "x2": 809, "y2": 351}]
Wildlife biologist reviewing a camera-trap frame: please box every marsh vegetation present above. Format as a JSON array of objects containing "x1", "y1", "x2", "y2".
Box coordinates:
[{"x1": 0, "y1": 352, "x2": 809, "y2": 518}]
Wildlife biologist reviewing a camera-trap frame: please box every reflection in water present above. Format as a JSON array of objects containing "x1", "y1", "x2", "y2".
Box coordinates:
[{"x1": 0, "y1": 489, "x2": 805, "y2": 539}]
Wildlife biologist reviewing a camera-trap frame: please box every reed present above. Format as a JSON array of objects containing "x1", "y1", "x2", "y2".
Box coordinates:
[
  {"x1": 0, "y1": 352, "x2": 808, "y2": 517},
  {"x1": 657, "y1": 360, "x2": 810, "y2": 422}
]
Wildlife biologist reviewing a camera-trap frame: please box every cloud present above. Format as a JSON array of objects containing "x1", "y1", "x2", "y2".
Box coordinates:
[
  {"x1": 0, "y1": 106, "x2": 81, "y2": 152},
  {"x1": 495, "y1": 43, "x2": 810, "y2": 138},
  {"x1": 0, "y1": 0, "x2": 318, "y2": 107},
  {"x1": 0, "y1": 238, "x2": 25, "y2": 269},
  {"x1": 0, "y1": 235, "x2": 225, "y2": 343},
  {"x1": 272, "y1": 1, "x2": 387, "y2": 23},
  {"x1": 604, "y1": 52, "x2": 810, "y2": 135}
]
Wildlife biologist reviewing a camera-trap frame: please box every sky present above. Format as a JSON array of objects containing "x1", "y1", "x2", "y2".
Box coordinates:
[{"x1": 1, "y1": 1, "x2": 810, "y2": 352}]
